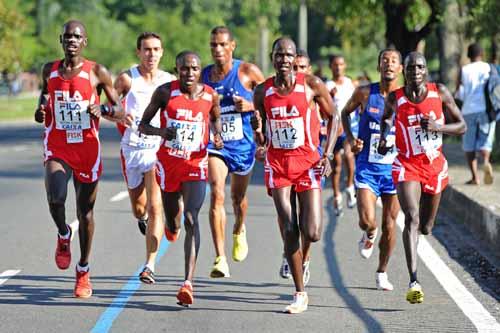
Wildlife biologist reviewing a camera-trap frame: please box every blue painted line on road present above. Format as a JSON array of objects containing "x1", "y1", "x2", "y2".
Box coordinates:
[{"x1": 90, "y1": 239, "x2": 170, "y2": 333}]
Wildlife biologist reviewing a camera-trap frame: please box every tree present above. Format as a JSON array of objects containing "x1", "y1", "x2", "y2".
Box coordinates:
[{"x1": 0, "y1": 0, "x2": 27, "y2": 72}]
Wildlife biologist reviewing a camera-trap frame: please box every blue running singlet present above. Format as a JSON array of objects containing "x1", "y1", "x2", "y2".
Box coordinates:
[{"x1": 202, "y1": 59, "x2": 255, "y2": 174}]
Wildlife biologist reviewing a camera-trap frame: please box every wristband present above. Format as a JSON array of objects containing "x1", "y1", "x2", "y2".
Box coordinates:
[{"x1": 100, "y1": 104, "x2": 115, "y2": 117}]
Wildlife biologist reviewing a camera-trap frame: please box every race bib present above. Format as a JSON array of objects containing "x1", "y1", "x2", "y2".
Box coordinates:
[
  {"x1": 54, "y1": 100, "x2": 91, "y2": 130},
  {"x1": 369, "y1": 133, "x2": 396, "y2": 164},
  {"x1": 270, "y1": 118, "x2": 305, "y2": 149},
  {"x1": 408, "y1": 125, "x2": 442, "y2": 156},
  {"x1": 165, "y1": 119, "x2": 203, "y2": 156},
  {"x1": 128, "y1": 117, "x2": 160, "y2": 149},
  {"x1": 220, "y1": 113, "x2": 243, "y2": 141}
]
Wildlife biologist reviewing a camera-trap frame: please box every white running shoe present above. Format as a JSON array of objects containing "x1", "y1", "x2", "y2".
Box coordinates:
[
  {"x1": 346, "y1": 186, "x2": 356, "y2": 208},
  {"x1": 358, "y1": 228, "x2": 378, "y2": 259},
  {"x1": 303, "y1": 260, "x2": 310, "y2": 286},
  {"x1": 376, "y1": 272, "x2": 394, "y2": 291},
  {"x1": 334, "y1": 195, "x2": 343, "y2": 217},
  {"x1": 284, "y1": 291, "x2": 308, "y2": 314},
  {"x1": 279, "y1": 255, "x2": 292, "y2": 279}
]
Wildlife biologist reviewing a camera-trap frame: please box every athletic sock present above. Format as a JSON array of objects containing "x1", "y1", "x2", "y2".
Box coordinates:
[
  {"x1": 77, "y1": 263, "x2": 89, "y2": 272},
  {"x1": 59, "y1": 226, "x2": 71, "y2": 239},
  {"x1": 145, "y1": 263, "x2": 155, "y2": 272}
]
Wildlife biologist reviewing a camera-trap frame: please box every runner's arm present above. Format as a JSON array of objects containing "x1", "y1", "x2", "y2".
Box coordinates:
[
  {"x1": 112, "y1": 71, "x2": 133, "y2": 126},
  {"x1": 210, "y1": 91, "x2": 224, "y2": 149},
  {"x1": 424, "y1": 83, "x2": 466, "y2": 136},
  {"x1": 378, "y1": 91, "x2": 396, "y2": 155},
  {"x1": 139, "y1": 83, "x2": 174, "y2": 139},
  {"x1": 307, "y1": 74, "x2": 338, "y2": 162},
  {"x1": 233, "y1": 63, "x2": 266, "y2": 112},
  {"x1": 92, "y1": 63, "x2": 125, "y2": 121},
  {"x1": 341, "y1": 86, "x2": 368, "y2": 153},
  {"x1": 34, "y1": 62, "x2": 52, "y2": 123},
  {"x1": 252, "y1": 83, "x2": 266, "y2": 146}
]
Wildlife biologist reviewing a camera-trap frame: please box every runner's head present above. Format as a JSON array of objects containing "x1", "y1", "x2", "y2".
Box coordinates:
[
  {"x1": 467, "y1": 43, "x2": 483, "y2": 61},
  {"x1": 329, "y1": 54, "x2": 346, "y2": 80},
  {"x1": 136, "y1": 32, "x2": 164, "y2": 72},
  {"x1": 294, "y1": 49, "x2": 312, "y2": 74},
  {"x1": 403, "y1": 52, "x2": 428, "y2": 88},
  {"x1": 271, "y1": 37, "x2": 296, "y2": 76},
  {"x1": 210, "y1": 26, "x2": 235, "y2": 66},
  {"x1": 60, "y1": 20, "x2": 87, "y2": 57},
  {"x1": 176, "y1": 51, "x2": 202, "y2": 88},
  {"x1": 377, "y1": 48, "x2": 402, "y2": 82}
]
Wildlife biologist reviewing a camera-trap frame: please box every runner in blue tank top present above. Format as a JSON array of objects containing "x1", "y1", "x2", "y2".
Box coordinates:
[
  {"x1": 202, "y1": 26, "x2": 265, "y2": 278},
  {"x1": 341, "y1": 48, "x2": 402, "y2": 291}
]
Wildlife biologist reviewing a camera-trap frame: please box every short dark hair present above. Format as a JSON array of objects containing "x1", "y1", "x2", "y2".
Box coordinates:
[
  {"x1": 296, "y1": 48, "x2": 309, "y2": 60},
  {"x1": 378, "y1": 48, "x2": 402, "y2": 65},
  {"x1": 175, "y1": 50, "x2": 200, "y2": 67},
  {"x1": 329, "y1": 54, "x2": 344, "y2": 66},
  {"x1": 467, "y1": 43, "x2": 483, "y2": 59},
  {"x1": 271, "y1": 36, "x2": 296, "y2": 52},
  {"x1": 136, "y1": 32, "x2": 162, "y2": 50},
  {"x1": 210, "y1": 26, "x2": 234, "y2": 41}
]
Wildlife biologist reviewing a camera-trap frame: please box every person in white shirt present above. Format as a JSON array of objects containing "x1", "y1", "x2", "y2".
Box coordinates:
[
  {"x1": 113, "y1": 32, "x2": 179, "y2": 284},
  {"x1": 325, "y1": 54, "x2": 357, "y2": 215},
  {"x1": 455, "y1": 43, "x2": 495, "y2": 185}
]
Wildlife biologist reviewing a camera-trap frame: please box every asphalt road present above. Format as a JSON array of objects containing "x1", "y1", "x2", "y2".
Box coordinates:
[{"x1": 0, "y1": 122, "x2": 499, "y2": 333}]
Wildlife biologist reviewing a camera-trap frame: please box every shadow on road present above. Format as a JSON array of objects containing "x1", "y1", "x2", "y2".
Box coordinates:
[{"x1": 323, "y1": 198, "x2": 384, "y2": 333}]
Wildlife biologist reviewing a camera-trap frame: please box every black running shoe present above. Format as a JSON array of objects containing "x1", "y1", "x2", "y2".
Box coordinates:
[
  {"x1": 138, "y1": 218, "x2": 148, "y2": 235},
  {"x1": 139, "y1": 267, "x2": 155, "y2": 284}
]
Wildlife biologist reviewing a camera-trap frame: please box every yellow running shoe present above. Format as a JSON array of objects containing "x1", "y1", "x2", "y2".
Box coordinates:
[
  {"x1": 232, "y1": 225, "x2": 248, "y2": 262},
  {"x1": 210, "y1": 256, "x2": 230, "y2": 278},
  {"x1": 406, "y1": 281, "x2": 424, "y2": 304},
  {"x1": 284, "y1": 291, "x2": 308, "y2": 314}
]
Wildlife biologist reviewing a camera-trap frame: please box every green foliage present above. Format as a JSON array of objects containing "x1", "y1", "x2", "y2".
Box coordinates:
[{"x1": 0, "y1": 0, "x2": 27, "y2": 72}]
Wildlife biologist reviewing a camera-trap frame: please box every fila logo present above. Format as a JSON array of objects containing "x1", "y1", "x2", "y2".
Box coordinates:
[
  {"x1": 176, "y1": 109, "x2": 203, "y2": 121},
  {"x1": 271, "y1": 105, "x2": 300, "y2": 118},
  {"x1": 79, "y1": 172, "x2": 90, "y2": 179}
]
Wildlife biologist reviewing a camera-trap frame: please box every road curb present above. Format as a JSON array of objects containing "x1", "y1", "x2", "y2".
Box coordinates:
[{"x1": 440, "y1": 185, "x2": 500, "y2": 254}]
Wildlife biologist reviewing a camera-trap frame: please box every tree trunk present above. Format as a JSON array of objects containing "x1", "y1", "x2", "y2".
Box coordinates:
[
  {"x1": 384, "y1": 0, "x2": 440, "y2": 57},
  {"x1": 437, "y1": 0, "x2": 466, "y2": 89}
]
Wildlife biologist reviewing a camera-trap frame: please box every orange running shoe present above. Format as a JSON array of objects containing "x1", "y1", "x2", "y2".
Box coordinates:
[
  {"x1": 55, "y1": 226, "x2": 72, "y2": 270},
  {"x1": 176, "y1": 281, "x2": 193, "y2": 306},
  {"x1": 165, "y1": 226, "x2": 180, "y2": 242},
  {"x1": 74, "y1": 268, "x2": 92, "y2": 298}
]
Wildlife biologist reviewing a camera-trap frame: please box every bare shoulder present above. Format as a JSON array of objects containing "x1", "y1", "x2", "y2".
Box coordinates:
[
  {"x1": 93, "y1": 63, "x2": 112, "y2": 79},
  {"x1": 436, "y1": 82, "x2": 451, "y2": 96},
  {"x1": 41, "y1": 62, "x2": 55, "y2": 80},
  {"x1": 304, "y1": 74, "x2": 327, "y2": 90}
]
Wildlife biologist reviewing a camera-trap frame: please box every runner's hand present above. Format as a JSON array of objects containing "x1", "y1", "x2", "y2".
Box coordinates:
[
  {"x1": 213, "y1": 132, "x2": 224, "y2": 149},
  {"x1": 377, "y1": 138, "x2": 393, "y2": 155},
  {"x1": 233, "y1": 96, "x2": 253, "y2": 112},
  {"x1": 35, "y1": 104, "x2": 46, "y2": 123},
  {"x1": 349, "y1": 138, "x2": 364, "y2": 154},
  {"x1": 250, "y1": 110, "x2": 262, "y2": 132},
  {"x1": 318, "y1": 156, "x2": 332, "y2": 177},
  {"x1": 420, "y1": 115, "x2": 441, "y2": 132},
  {"x1": 255, "y1": 145, "x2": 267, "y2": 162},
  {"x1": 162, "y1": 126, "x2": 177, "y2": 140},
  {"x1": 88, "y1": 104, "x2": 101, "y2": 118},
  {"x1": 123, "y1": 114, "x2": 134, "y2": 128}
]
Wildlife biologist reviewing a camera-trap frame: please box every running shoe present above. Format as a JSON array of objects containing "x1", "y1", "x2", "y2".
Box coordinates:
[
  {"x1": 165, "y1": 226, "x2": 181, "y2": 242},
  {"x1": 280, "y1": 255, "x2": 291, "y2": 279},
  {"x1": 232, "y1": 225, "x2": 248, "y2": 262},
  {"x1": 210, "y1": 256, "x2": 230, "y2": 278},
  {"x1": 284, "y1": 291, "x2": 308, "y2": 314},
  {"x1": 334, "y1": 195, "x2": 344, "y2": 217},
  {"x1": 137, "y1": 217, "x2": 148, "y2": 235},
  {"x1": 406, "y1": 281, "x2": 424, "y2": 304},
  {"x1": 484, "y1": 162, "x2": 494, "y2": 185},
  {"x1": 376, "y1": 272, "x2": 393, "y2": 291},
  {"x1": 303, "y1": 260, "x2": 311, "y2": 286},
  {"x1": 74, "y1": 268, "x2": 92, "y2": 298},
  {"x1": 358, "y1": 228, "x2": 378, "y2": 259},
  {"x1": 177, "y1": 281, "x2": 194, "y2": 306},
  {"x1": 139, "y1": 266, "x2": 155, "y2": 284},
  {"x1": 55, "y1": 225, "x2": 72, "y2": 270},
  {"x1": 346, "y1": 186, "x2": 357, "y2": 208}
]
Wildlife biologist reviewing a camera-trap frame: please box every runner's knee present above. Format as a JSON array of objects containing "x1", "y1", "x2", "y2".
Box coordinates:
[{"x1": 210, "y1": 186, "x2": 225, "y2": 206}]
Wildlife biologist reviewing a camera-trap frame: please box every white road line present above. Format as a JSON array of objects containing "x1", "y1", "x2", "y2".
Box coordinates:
[
  {"x1": 110, "y1": 191, "x2": 129, "y2": 202},
  {"x1": 0, "y1": 145, "x2": 28, "y2": 154},
  {"x1": 395, "y1": 213, "x2": 500, "y2": 333},
  {"x1": 0, "y1": 270, "x2": 21, "y2": 285}
]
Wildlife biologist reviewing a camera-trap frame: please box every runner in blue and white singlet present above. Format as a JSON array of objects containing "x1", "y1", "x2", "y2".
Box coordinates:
[
  {"x1": 203, "y1": 26, "x2": 265, "y2": 279},
  {"x1": 341, "y1": 48, "x2": 403, "y2": 292},
  {"x1": 203, "y1": 59, "x2": 255, "y2": 173}
]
